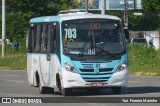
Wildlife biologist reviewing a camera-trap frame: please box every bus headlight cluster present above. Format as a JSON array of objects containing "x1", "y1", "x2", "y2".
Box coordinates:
[
  {"x1": 117, "y1": 63, "x2": 126, "y2": 72},
  {"x1": 64, "y1": 62, "x2": 77, "y2": 73}
]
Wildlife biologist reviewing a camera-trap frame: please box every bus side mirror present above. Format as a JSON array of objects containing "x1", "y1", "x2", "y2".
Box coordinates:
[{"x1": 124, "y1": 28, "x2": 129, "y2": 40}]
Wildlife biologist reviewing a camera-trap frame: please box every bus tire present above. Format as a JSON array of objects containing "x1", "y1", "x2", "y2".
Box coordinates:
[
  {"x1": 111, "y1": 87, "x2": 122, "y2": 94},
  {"x1": 35, "y1": 72, "x2": 39, "y2": 87},
  {"x1": 56, "y1": 74, "x2": 61, "y2": 93},
  {"x1": 38, "y1": 79, "x2": 46, "y2": 94},
  {"x1": 56, "y1": 74, "x2": 72, "y2": 96},
  {"x1": 58, "y1": 81, "x2": 70, "y2": 96}
]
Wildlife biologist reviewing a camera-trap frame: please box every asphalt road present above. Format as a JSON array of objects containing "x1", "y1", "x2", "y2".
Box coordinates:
[{"x1": 0, "y1": 70, "x2": 160, "y2": 106}]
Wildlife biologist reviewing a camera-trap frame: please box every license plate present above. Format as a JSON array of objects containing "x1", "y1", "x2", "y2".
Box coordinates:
[{"x1": 91, "y1": 82, "x2": 104, "y2": 87}]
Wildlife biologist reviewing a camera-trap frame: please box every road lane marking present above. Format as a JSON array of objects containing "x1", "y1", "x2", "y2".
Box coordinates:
[
  {"x1": 0, "y1": 75, "x2": 19, "y2": 77},
  {"x1": 4, "y1": 80, "x2": 25, "y2": 83},
  {"x1": 0, "y1": 70, "x2": 25, "y2": 71}
]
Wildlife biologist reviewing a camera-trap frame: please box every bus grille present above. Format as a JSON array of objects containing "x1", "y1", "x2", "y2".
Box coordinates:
[
  {"x1": 78, "y1": 62, "x2": 114, "y2": 82},
  {"x1": 79, "y1": 68, "x2": 114, "y2": 82},
  {"x1": 80, "y1": 69, "x2": 94, "y2": 72},
  {"x1": 99, "y1": 68, "x2": 113, "y2": 72}
]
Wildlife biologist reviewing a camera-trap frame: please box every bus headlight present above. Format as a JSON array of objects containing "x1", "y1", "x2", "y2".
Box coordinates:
[
  {"x1": 64, "y1": 62, "x2": 77, "y2": 73},
  {"x1": 116, "y1": 63, "x2": 126, "y2": 72}
]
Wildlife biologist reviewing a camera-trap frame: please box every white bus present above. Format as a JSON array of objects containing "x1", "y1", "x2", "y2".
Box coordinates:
[{"x1": 27, "y1": 12, "x2": 129, "y2": 96}]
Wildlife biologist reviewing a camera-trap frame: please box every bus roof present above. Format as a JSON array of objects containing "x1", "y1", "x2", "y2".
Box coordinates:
[
  {"x1": 57, "y1": 9, "x2": 86, "y2": 16},
  {"x1": 29, "y1": 13, "x2": 121, "y2": 23}
]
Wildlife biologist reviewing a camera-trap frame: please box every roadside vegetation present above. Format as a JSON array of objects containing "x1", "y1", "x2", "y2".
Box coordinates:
[
  {"x1": 0, "y1": 44, "x2": 160, "y2": 76},
  {"x1": 128, "y1": 43, "x2": 160, "y2": 76},
  {"x1": 0, "y1": 45, "x2": 27, "y2": 70}
]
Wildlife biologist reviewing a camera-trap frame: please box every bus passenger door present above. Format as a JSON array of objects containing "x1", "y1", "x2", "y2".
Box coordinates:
[
  {"x1": 39, "y1": 54, "x2": 50, "y2": 85},
  {"x1": 39, "y1": 24, "x2": 52, "y2": 85},
  {"x1": 39, "y1": 23, "x2": 60, "y2": 87}
]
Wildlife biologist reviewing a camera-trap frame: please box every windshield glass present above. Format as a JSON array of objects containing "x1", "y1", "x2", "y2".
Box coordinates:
[{"x1": 62, "y1": 19, "x2": 125, "y2": 56}]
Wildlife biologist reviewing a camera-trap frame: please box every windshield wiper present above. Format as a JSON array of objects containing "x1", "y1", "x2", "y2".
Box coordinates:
[
  {"x1": 112, "y1": 49, "x2": 126, "y2": 55},
  {"x1": 91, "y1": 44, "x2": 115, "y2": 57},
  {"x1": 79, "y1": 42, "x2": 88, "y2": 57}
]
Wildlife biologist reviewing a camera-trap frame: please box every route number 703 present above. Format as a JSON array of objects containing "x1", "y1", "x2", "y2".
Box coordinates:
[{"x1": 64, "y1": 28, "x2": 77, "y2": 39}]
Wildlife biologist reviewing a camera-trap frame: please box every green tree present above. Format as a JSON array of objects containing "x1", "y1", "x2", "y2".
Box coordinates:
[
  {"x1": 129, "y1": 14, "x2": 160, "y2": 31},
  {"x1": 142, "y1": 0, "x2": 160, "y2": 12},
  {"x1": 141, "y1": 0, "x2": 160, "y2": 31},
  {"x1": 7, "y1": 0, "x2": 54, "y2": 16},
  {"x1": 1, "y1": 0, "x2": 76, "y2": 44},
  {"x1": 4, "y1": 0, "x2": 54, "y2": 44}
]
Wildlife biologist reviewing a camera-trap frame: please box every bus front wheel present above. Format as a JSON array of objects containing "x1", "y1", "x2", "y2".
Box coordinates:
[
  {"x1": 57, "y1": 78, "x2": 72, "y2": 96},
  {"x1": 56, "y1": 74, "x2": 72, "y2": 96}
]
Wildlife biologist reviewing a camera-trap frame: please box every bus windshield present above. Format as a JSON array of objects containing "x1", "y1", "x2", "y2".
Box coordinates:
[{"x1": 62, "y1": 19, "x2": 125, "y2": 56}]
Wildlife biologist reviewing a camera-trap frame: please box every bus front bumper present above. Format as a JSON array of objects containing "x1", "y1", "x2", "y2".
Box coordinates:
[{"x1": 61, "y1": 69, "x2": 128, "y2": 88}]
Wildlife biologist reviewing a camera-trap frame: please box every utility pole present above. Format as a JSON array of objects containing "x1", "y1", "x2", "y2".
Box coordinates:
[
  {"x1": 134, "y1": 0, "x2": 136, "y2": 9},
  {"x1": 101, "y1": 0, "x2": 106, "y2": 15},
  {"x1": 85, "y1": 0, "x2": 88, "y2": 12},
  {"x1": 2, "y1": 0, "x2": 6, "y2": 58},
  {"x1": 124, "y1": 0, "x2": 128, "y2": 28}
]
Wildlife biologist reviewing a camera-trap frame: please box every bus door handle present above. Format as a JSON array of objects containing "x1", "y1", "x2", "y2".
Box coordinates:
[{"x1": 46, "y1": 54, "x2": 51, "y2": 61}]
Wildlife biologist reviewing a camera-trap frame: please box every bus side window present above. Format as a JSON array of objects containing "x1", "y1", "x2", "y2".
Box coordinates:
[
  {"x1": 53, "y1": 26, "x2": 57, "y2": 41},
  {"x1": 32, "y1": 25, "x2": 37, "y2": 52},
  {"x1": 45, "y1": 24, "x2": 49, "y2": 52},
  {"x1": 41, "y1": 24, "x2": 48, "y2": 52},
  {"x1": 29, "y1": 24, "x2": 34, "y2": 53},
  {"x1": 35, "y1": 24, "x2": 42, "y2": 52},
  {"x1": 48, "y1": 24, "x2": 52, "y2": 52},
  {"x1": 52, "y1": 26, "x2": 57, "y2": 53}
]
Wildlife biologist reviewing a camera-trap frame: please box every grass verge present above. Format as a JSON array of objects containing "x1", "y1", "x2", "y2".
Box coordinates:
[
  {"x1": 128, "y1": 43, "x2": 160, "y2": 76},
  {"x1": 0, "y1": 45, "x2": 27, "y2": 70}
]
